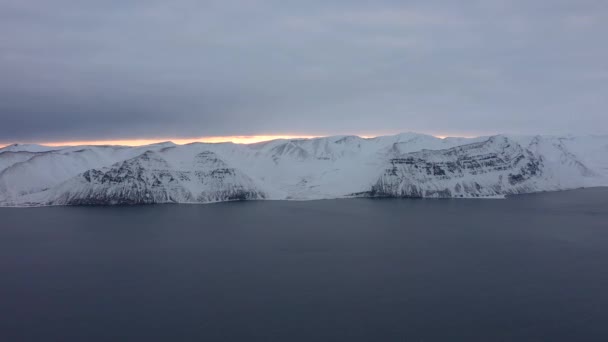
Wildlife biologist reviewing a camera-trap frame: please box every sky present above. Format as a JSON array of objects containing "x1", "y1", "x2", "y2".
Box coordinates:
[{"x1": 1, "y1": 0, "x2": 607, "y2": 145}]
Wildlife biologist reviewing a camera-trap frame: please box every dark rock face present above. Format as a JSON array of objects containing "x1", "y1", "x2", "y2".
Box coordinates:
[
  {"x1": 2, "y1": 134, "x2": 600, "y2": 207},
  {"x1": 55, "y1": 152, "x2": 190, "y2": 205},
  {"x1": 371, "y1": 136, "x2": 544, "y2": 198},
  {"x1": 192, "y1": 151, "x2": 266, "y2": 202},
  {"x1": 52, "y1": 150, "x2": 265, "y2": 206}
]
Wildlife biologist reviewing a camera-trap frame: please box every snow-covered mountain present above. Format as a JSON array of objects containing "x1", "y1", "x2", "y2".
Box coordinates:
[{"x1": 1, "y1": 133, "x2": 607, "y2": 206}]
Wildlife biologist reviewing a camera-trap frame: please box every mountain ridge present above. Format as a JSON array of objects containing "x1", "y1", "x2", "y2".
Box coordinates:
[{"x1": 1, "y1": 133, "x2": 607, "y2": 206}]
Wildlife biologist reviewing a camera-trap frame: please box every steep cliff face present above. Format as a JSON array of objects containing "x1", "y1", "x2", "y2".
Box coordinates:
[
  {"x1": 1, "y1": 133, "x2": 606, "y2": 206},
  {"x1": 47, "y1": 151, "x2": 192, "y2": 205},
  {"x1": 35, "y1": 149, "x2": 265, "y2": 206},
  {"x1": 0, "y1": 143, "x2": 180, "y2": 201},
  {"x1": 176, "y1": 150, "x2": 265, "y2": 203},
  {"x1": 371, "y1": 136, "x2": 566, "y2": 198}
]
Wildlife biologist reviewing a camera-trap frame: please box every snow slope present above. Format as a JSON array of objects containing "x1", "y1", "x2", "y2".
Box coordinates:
[
  {"x1": 1, "y1": 133, "x2": 606, "y2": 206},
  {"x1": 0, "y1": 144, "x2": 59, "y2": 153}
]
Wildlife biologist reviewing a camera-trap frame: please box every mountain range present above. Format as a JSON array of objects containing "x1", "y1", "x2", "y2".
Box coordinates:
[{"x1": 1, "y1": 133, "x2": 607, "y2": 206}]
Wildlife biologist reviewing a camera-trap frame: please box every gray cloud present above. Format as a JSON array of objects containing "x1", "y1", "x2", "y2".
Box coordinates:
[{"x1": 1, "y1": 0, "x2": 607, "y2": 143}]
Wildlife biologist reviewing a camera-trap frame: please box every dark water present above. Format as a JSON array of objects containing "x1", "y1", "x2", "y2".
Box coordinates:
[{"x1": 1, "y1": 188, "x2": 608, "y2": 342}]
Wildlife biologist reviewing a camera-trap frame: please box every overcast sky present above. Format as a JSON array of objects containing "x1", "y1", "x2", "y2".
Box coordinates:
[{"x1": 1, "y1": 0, "x2": 607, "y2": 143}]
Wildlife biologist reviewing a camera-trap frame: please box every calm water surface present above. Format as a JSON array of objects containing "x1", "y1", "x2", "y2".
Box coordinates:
[{"x1": 1, "y1": 188, "x2": 608, "y2": 341}]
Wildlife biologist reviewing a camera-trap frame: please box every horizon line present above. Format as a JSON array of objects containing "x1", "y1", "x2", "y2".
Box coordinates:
[{"x1": 0, "y1": 132, "x2": 488, "y2": 149}]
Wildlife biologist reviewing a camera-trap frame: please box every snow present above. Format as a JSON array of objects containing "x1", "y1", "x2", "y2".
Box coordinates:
[
  {"x1": 0, "y1": 144, "x2": 59, "y2": 153},
  {"x1": 1, "y1": 133, "x2": 607, "y2": 206}
]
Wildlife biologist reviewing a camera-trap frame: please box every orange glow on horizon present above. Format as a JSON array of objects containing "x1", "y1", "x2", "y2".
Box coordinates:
[
  {"x1": 45, "y1": 135, "x2": 327, "y2": 146},
  {"x1": 0, "y1": 135, "x2": 325, "y2": 148},
  {"x1": 0, "y1": 133, "x2": 480, "y2": 149}
]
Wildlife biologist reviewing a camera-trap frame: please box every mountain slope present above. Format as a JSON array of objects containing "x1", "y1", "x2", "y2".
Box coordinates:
[
  {"x1": 20, "y1": 148, "x2": 265, "y2": 206},
  {"x1": 1, "y1": 133, "x2": 606, "y2": 206},
  {"x1": 370, "y1": 136, "x2": 544, "y2": 198}
]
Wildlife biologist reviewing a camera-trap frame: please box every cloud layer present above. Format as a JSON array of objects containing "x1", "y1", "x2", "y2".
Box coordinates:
[{"x1": 1, "y1": 0, "x2": 607, "y2": 143}]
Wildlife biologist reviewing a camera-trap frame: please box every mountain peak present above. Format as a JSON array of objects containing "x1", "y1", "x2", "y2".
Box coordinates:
[{"x1": 1, "y1": 134, "x2": 606, "y2": 206}]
